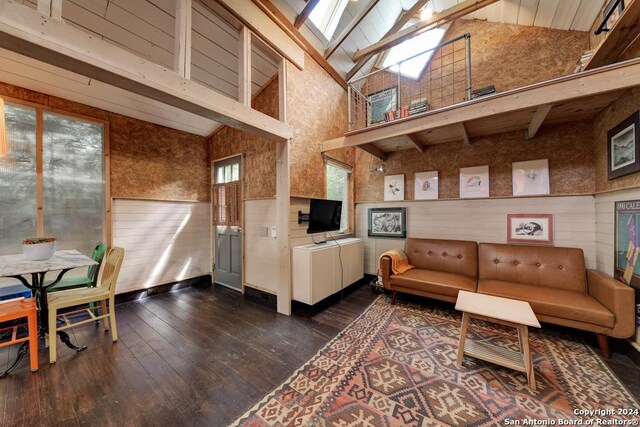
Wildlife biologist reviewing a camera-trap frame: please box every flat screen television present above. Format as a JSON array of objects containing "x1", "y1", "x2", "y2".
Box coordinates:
[{"x1": 307, "y1": 198, "x2": 342, "y2": 234}]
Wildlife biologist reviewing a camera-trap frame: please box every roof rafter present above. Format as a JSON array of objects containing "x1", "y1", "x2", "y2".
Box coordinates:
[
  {"x1": 352, "y1": 0, "x2": 498, "y2": 62},
  {"x1": 324, "y1": 0, "x2": 381, "y2": 59},
  {"x1": 294, "y1": 0, "x2": 321, "y2": 29},
  {"x1": 345, "y1": 0, "x2": 430, "y2": 82}
]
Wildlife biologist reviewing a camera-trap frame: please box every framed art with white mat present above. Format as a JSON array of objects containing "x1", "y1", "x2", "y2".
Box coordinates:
[
  {"x1": 414, "y1": 171, "x2": 438, "y2": 200},
  {"x1": 512, "y1": 159, "x2": 550, "y2": 196},
  {"x1": 460, "y1": 165, "x2": 489, "y2": 198},
  {"x1": 507, "y1": 214, "x2": 554, "y2": 245}
]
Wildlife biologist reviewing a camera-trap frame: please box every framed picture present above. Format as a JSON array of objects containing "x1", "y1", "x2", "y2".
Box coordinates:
[
  {"x1": 603, "y1": 0, "x2": 625, "y2": 32},
  {"x1": 414, "y1": 171, "x2": 438, "y2": 200},
  {"x1": 384, "y1": 174, "x2": 405, "y2": 201},
  {"x1": 460, "y1": 165, "x2": 489, "y2": 198},
  {"x1": 512, "y1": 159, "x2": 550, "y2": 196},
  {"x1": 367, "y1": 87, "x2": 397, "y2": 126},
  {"x1": 614, "y1": 200, "x2": 640, "y2": 290},
  {"x1": 507, "y1": 214, "x2": 554, "y2": 245},
  {"x1": 368, "y1": 207, "x2": 407, "y2": 238},
  {"x1": 608, "y1": 111, "x2": 640, "y2": 180}
]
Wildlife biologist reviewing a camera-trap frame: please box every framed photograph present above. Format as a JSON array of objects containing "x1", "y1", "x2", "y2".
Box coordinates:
[
  {"x1": 367, "y1": 87, "x2": 397, "y2": 126},
  {"x1": 414, "y1": 171, "x2": 438, "y2": 200},
  {"x1": 512, "y1": 159, "x2": 550, "y2": 196},
  {"x1": 507, "y1": 214, "x2": 554, "y2": 245},
  {"x1": 460, "y1": 165, "x2": 489, "y2": 198},
  {"x1": 608, "y1": 111, "x2": 640, "y2": 180},
  {"x1": 368, "y1": 207, "x2": 406, "y2": 239},
  {"x1": 603, "y1": 0, "x2": 624, "y2": 31},
  {"x1": 384, "y1": 174, "x2": 405, "y2": 201},
  {"x1": 614, "y1": 200, "x2": 640, "y2": 290}
]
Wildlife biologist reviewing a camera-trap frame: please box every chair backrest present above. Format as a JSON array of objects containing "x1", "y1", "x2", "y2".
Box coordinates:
[
  {"x1": 88, "y1": 243, "x2": 107, "y2": 286},
  {"x1": 97, "y1": 247, "x2": 125, "y2": 296}
]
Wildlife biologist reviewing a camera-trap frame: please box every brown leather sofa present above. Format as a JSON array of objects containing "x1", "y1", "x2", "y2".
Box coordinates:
[{"x1": 380, "y1": 238, "x2": 636, "y2": 358}]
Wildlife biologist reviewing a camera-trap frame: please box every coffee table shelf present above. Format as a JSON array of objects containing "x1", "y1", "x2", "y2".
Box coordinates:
[{"x1": 464, "y1": 340, "x2": 526, "y2": 373}]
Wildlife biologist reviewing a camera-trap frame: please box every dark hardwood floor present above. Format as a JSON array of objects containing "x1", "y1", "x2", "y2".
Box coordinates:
[{"x1": 1, "y1": 284, "x2": 639, "y2": 426}]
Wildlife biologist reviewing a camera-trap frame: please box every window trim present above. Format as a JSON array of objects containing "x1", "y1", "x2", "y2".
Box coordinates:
[
  {"x1": 324, "y1": 155, "x2": 353, "y2": 234},
  {"x1": 309, "y1": 0, "x2": 350, "y2": 41},
  {"x1": 1, "y1": 95, "x2": 111, "y2": 247}
]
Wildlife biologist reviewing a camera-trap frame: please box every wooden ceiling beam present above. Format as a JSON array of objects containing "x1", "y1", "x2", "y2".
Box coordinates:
[
  {"x1": 407, "y1": 134, "x2": 425, "y2": 152},
  {"x1": 585, "y1": 0, "x2": 640, "y2": 70},
  {"x1": 359, "y1": 143, "x2": 387, "y2": 161},
  {"x1": 322, "y1": 57, "x2": 640, "y2": 150},
  {"x1": 352, "y1": 0, "x2": 497, "y2": 62},
  {"x1": 345, "y1": 0, "x2": 429, "y2": 82},
  {"x1": 0, "y1": 1, "x2": 292, "y2": 142},
  {"x1": 324, "y1": 0, "x2": 380, "y2": 59},
  {"x1": 459, "y1": 123, "x2": 470, "y2": 145},
  {"x1": 294, "y1": 0, "x2": 321, "y2": 29},
  {"x1": 525, "y1": 104, "x2": 552, "y2": 140},
  {"x1": 250, "y1": 0, "x2": 348, "y2": 90}
]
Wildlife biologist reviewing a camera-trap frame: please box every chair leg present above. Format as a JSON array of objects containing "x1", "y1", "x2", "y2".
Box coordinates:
[
  {"x1": 597, "y1": 334, "x2": 611, "y2": 359},
  {"x1": 109, "y1": 298, "x2": 118, "y2": 343},
  {"x1": 390, "y1": 291, "x2": 397, "y2": 305},
  {"x1": 28, "y1": 311, "x2": 38, "y2": 372},
  {"x1": 100, "y1": 300, "x2": 110, "y2": 331},
  {"x1": 48, "y1": 307, "x2": 58, "y2": 364}
]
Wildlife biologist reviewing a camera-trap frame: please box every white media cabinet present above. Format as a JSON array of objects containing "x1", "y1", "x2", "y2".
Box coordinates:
[{"x1": 292, "y1": 237, "x2": 364, "y2": 305}]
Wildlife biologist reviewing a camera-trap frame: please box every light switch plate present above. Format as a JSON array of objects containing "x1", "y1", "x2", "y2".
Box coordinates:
[
  {"x1": 271, "y1": 225, "x2": 277, "y2": 238},
  {"x1": 258, "y1": 226, "x2": 269, "y2": 237}
]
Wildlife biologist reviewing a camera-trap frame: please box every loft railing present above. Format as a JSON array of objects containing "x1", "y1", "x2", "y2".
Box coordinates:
[{"x1": 348, "y1": 33, "x2": 472, "y2": 132}]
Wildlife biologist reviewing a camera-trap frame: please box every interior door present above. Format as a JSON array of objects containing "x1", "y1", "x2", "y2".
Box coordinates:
[{"x1": 213, "y1": 157, "x2": 242, "y2": 291}]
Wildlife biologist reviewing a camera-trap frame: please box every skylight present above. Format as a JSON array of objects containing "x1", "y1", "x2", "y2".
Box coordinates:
[
  {"x1": 381, "y1": 23, "x2": 448, "y2": 80},
  {"x1": 309, "y1": 0, "x2": 349, "y2": 40}
]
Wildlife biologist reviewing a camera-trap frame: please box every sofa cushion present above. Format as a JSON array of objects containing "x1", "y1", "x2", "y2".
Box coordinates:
[
  {"x1": 479, "y1": 243, "x2": 587, "y2": 293},
  {"x1": 406, "y1": 238, "x2": 478, "y2": 278},
  {"x1": 391, "y1": 269, "x2": 477, "y2": 297},
  {"x1": 478, "y1": 279, "x2": 614, "y2": 328}
]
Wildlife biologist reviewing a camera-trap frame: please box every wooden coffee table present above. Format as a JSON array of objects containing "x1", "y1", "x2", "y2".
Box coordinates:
[{"x1": 455, "y1": 291, "x2": 541, "y2": 389}]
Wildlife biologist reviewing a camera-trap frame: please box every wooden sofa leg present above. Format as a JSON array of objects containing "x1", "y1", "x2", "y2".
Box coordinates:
[
  {"x1": 597, "y1": 334, "x2": 611, "y2": 359},
  {"x1": 391, "y1": 291, "x2": 397, "y2": 305}
]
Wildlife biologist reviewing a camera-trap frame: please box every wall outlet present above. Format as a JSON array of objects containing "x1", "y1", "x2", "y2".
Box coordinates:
[
  {"x1": 258, "y1": 226, "x2": 269, "y2": 237},
  {"x1": 271, "y1": 225, "x2": 277, "y2": 238}
]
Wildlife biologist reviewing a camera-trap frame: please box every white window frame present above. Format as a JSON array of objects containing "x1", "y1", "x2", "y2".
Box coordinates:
[
  {"x1": 309, "y1": 0, "x2": 350, "y2": 41},
  {"x1": 324, "y1": 156, "x2": 352, "y2": 234}
]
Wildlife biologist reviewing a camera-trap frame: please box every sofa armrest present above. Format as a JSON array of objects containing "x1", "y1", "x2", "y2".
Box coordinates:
[
  {"x1": 380, "y1": 256, "x2": 392, "y2": 291},
  {"x1": 587, "y1": 269, "x2": 636, "y2": 338}
]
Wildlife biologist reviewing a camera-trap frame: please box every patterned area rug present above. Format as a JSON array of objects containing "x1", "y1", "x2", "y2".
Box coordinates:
[{"x1": 232, "y1": 296, "x2": 638, "y2": 426}]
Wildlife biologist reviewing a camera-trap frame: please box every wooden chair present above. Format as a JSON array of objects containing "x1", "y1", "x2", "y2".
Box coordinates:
[
  {"x1": 0, "y1": 298, "x2": 39, "y2": 375},
  {"x1": 47, "y1": 247, "x2": 125, "y2": 364},
  {"x1": 47, "y1": 243, "x2": 107, "y2": 291}
]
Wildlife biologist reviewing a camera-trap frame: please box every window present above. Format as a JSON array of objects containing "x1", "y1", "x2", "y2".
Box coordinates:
[
  {"x1": 325, "y1": 158, "x2": 351, "y2": 233},
  {"x1": 0, "y1": 101, "x2": 106, "y2": 256},
  {"x1": 213, "y1": 157, "x2": 241, "y2": 227},
  {"x1": 381, "y1": 23, "x2": 448, "y2": 80},
  {"x1": 309, "y1": 0, "x2": 349, "y2": 40}
]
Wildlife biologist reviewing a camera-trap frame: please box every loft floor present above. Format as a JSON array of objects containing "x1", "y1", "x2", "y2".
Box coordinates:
[{"x1": 0, "y1": 284, "x2": 638, "y2": 426}]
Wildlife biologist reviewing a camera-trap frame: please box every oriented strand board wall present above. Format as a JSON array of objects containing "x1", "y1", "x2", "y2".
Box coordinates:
[
  {"x1": 208, "y1": 79, "x2": 279, "y2": 199},
  {"x1": 355, "y1": 121, "x2": 595, "y2": 202},
  {"x1": 287, "y1": 54, "x2": 352, "y2": 198},
  {"x1": 357, "y1": 20, "x2": 588, "y2": 109},
  {"x1": 0, "y1": 82, "x2": 210, "y2": 202},
  {"x1": 594, "y1": 87, "x2": 640, "y2": 193}
]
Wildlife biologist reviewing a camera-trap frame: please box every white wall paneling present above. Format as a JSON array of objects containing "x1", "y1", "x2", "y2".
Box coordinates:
[
  {"x1": 113, "y1": 199, "x2": 211, "y2": 294},
  {"x1": 356, "y1": 195, "x2": 597, "y2": 275},
  {"x1": 244, "y1": 199, "x2": 279, "y2": 294}
]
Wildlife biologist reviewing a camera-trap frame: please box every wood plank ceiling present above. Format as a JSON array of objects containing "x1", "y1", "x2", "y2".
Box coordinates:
[{"x1": 277, "y1": 0, "x2": 605, "y2": 81}]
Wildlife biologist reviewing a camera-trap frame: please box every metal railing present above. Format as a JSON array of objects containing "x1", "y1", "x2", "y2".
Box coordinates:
[{"x1": 348, "y1": 33, "x2": 472, "y2": 131}]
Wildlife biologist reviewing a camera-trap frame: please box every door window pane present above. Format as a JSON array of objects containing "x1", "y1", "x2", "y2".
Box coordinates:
[
  {"x1": 0, "y1": 103, "x2": 37, "y2": 255},
  {"x1": 43, "y1": 112, "x2": 104, "y2": 256},
  {"x1": 326, "y1": 163, "x2": 349, "y2": 232}
]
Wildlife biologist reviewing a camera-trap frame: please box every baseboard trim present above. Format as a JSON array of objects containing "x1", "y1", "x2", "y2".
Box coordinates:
[{"x1": 115, "y1": 275, "x2": 212, "y2": 305}]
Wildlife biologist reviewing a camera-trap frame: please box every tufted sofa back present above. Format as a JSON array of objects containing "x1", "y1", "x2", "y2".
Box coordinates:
[
  {"x1": 406, "y1": 238, "x2": 478, "y2": 278},
  {"x1": 478, "y1": 243, "x2": 587, "y2": 292}
]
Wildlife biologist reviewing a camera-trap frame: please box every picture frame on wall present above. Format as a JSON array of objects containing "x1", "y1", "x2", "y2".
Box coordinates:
[
  {"x1": 414, "y1": 171, "x2": 438, "y2": 200},
  {"x1": 608, "y1": 111, "x2": 640, "y2": 180},
  {"x1": 614, "y1": 200, "x2": 640, "y2": 288},
  {"x1": 602, "y1": 0, "x2": 625, "y2": 32},
  {"x1": 384, "y1": 174, "x2": 405, "y2": 201},
  {"x1": 367, "y1": 87, "x2": 398, "y2": 126},
  {"x1": 512, "y1": 159, "x2": 550, "y2": 196},
  {"x1": 368, "y1": 207, "x2": 407, "y2": 238},
  {"x1": 459, "y1": 165, "x2": 489, "y2": 198},
  {"x1": 507, "y1": 214, "x2": 554, "y2": 245}
]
